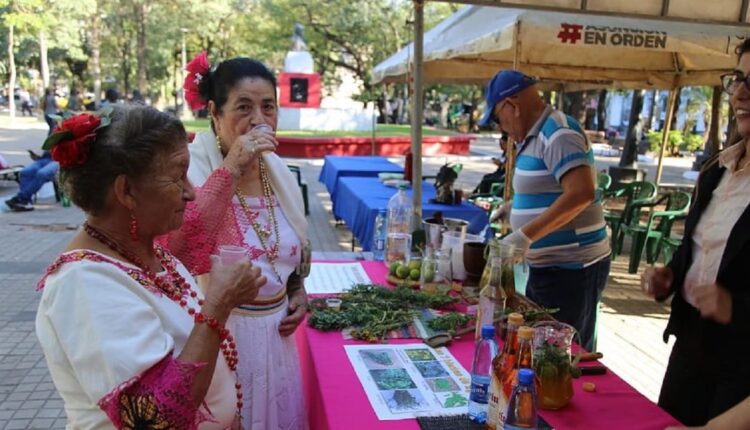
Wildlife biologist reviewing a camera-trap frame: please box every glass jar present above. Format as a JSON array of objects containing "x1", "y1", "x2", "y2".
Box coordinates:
[
  {"x1": 532, "y1": 321, "x2": 576, "y2": 410},
  {"x1": 420, "y1": 248, "x2": 452, "y2": 293},
  {"x1": 480, "y1": 240, "x2": 516, "y2": 298}
]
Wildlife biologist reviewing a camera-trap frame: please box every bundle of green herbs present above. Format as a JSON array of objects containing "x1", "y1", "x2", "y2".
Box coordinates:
[{"x1": 307, "y1": 284, "x2": 458, "y2": 342}]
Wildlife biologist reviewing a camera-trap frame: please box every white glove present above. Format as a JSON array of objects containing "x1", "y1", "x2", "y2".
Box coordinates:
[
  {"x1": 490, "y1": 200, "x2": 512, "y2": 223},
  {"x1": 501, "y1": 228, "x2": 532, "y2": 258}
]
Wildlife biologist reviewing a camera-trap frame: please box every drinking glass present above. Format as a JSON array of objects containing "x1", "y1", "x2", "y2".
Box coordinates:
[{"x1": 218, "y1": 245, "x2": 249, "y2": 265}]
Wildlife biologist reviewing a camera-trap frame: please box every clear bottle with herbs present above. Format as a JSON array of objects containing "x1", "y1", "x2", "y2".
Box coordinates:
[{"x1": 486, "y1": 313, "x2": 524, "y2": 430}]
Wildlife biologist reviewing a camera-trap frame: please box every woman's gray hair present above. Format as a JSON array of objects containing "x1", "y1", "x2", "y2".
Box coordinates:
[{"x1": 61, "y1": 105, "x2": 187, "y2": 214}]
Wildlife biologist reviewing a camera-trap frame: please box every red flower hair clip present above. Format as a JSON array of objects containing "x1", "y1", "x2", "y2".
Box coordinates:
[
  {"x1": 184, "y1": 51, "x2": 210, "y2": 111},
  {"x1": 42, "y1": 107, "x2": 112, "y2": 168}
]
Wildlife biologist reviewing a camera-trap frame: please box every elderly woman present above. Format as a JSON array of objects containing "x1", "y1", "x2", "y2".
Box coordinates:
[
  {"x1": 646, "y1": 39, "x2": 750, "y2": 426},
  {"x1": 35, "y1": 105, "x2": 265, "y2": 429},
  {"x1": 162, "y1": 53, "x2": 309, "y2": 429}
]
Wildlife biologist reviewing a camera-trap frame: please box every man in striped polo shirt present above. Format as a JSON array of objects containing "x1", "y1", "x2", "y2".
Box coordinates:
[{"x1": 479, "y1": 70, "x2": 611, "y2": 351}]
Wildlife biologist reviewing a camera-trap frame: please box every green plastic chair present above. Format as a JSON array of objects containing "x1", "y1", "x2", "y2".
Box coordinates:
[
  {"x1": 603, "y1": 181, "x2": 658, "y2": 257},
  {"x1": 597, "y1": 171, "x2": 612, "y2": 192},
  {"x1": 620, "y1": 191, "x2": 691, "y2": 273},
  {"x1": 287, "y1": 165, "x2": 309, "y2": 216}
]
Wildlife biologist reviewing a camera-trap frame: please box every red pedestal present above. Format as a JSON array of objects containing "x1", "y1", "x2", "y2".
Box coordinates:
[
  {"x1": 278, "y1": 73, "x2": 321, "y2": 108},
  {"x1": 275, "y1": 135, "x2": 473, "y2": 158}
]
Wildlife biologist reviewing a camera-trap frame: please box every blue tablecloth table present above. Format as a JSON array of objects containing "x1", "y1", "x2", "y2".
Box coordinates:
[
  {"x1": 318, "y1": 156, "x2": 403, "y2": 204},
  {"x1": 332, "y1": 177, "x2": 488, "y2": 251}
]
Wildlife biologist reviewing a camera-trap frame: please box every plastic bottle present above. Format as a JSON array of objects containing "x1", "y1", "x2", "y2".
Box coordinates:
[
  {"x1": 373, "y1": 209, "x2": 387, "y2": 261},
  {"x1": 385, "y1": 185, "x2": 413, "y2": 265},
  {"x1": 486, "y1": 313, "x2": 525, "y2": 430},
  {"x1": 504, "y1": 368, "x2": 538, "y2": 430},
  {"x1": 469, "y1": 325, "x2": 500, "y2": 424},
  {"x1": 475, "y1": 249, "x2": 508, "y2": 341}
]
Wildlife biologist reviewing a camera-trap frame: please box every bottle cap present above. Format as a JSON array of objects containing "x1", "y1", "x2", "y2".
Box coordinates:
[
  {"x1": 481, "y1": 324, "x2": 496, "y2": 339},
  {"x1": 518, "y1": 326, "x2": 535, "y2": 339},
  {"x1": 507, "y1": 313, "x2": 524, "y2": 326},
  {"x1": 518, "y1": 368, "x2": 535, "y2": 385}
]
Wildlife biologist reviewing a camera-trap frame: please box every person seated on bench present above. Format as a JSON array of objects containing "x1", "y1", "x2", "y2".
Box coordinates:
[
  {"x1": 472, "y1": 134, "x2": 508, "y2": 195},
  {"x1": 5, "y1": 151, "x2": 59, "y2": 212}
]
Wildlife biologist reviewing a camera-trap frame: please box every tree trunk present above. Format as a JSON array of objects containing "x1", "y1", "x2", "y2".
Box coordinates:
[
  {"x1": 39, "y1": 31, "x2": 50, "y2": 91},
  {"x1": 645, "y1": 89, "x2": 658, "y2": 130},
  {"x1": 565, "y1": 91, "x2": 585, "y2": 122},
  {"x1": 619, "y1": 89, "x2": 645, "y2": 167},
  {"x1": 596, "y1": 90, "x2": 607, "y2": 131},
  {"x1": 669, "y1": 87, "x2": 682, "y2": 131},
  {"x1": 704, "y1": 86, "x2": 723, "y2": 158},
  {"x1": 89, "y1": 7, "x2": 102, "y2": 106},
  {"x1": 136, "y1": 2, "x2": 148, "y2": 96},
  {"x1": 8, "y1": 22, "x2": 16, "y2": 119}
]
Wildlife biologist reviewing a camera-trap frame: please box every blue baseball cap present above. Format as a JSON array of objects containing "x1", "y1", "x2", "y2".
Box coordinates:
[{"x1": 479, "y1": 70, "x2": 537, "y2": 127}]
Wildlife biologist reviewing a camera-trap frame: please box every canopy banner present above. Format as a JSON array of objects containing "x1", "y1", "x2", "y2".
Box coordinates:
[
  {"x1": 461, "y1": 0, "x2": 750, "y2": 26},
  {"x1": 372, "y1": 5, "x2": 750, "y2": 88}
]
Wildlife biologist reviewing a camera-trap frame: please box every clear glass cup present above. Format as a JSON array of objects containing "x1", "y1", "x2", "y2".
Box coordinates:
[
  {"x1": 218, "y1": 245, "x2": 249, "y2": 265},
  {"x1": 420, "y1": 248, "x2": 452, "y2": 291},
  {"x1": 253, "y1": 124, "x2": 275, "y2": 154}
]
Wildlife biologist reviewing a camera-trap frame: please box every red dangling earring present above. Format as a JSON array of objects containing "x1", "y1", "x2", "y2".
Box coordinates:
[{"x1": 129, "y1": 213, "x2": 139, "y2": 241}]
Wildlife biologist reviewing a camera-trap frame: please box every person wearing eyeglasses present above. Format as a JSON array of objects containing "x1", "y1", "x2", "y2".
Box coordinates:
[
  {"x1": 644, "y1": 39, "x2": 750, "y2": 427},
  {"x1": 479, "y1": 70, "x2": 610, "y2": 353}
]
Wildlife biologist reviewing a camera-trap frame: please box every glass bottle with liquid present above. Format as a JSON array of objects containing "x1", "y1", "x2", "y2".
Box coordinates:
[
  {"x1": 502, "y1": 326, "x2": 535, "y2": 399},
  {"x1": 475, "y1": 245, "x2": 508, "y2": 341},
  {"x1": 486, "y1": 313, "x2": 525, "y2": 430}
]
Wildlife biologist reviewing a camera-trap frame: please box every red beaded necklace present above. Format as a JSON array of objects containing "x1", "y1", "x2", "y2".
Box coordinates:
[{"x1": 83, "y1": 222, "x2": 244, "y2": 414}]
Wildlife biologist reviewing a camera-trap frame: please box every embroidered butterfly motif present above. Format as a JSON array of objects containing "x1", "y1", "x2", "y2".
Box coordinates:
[{"x1": 118, "y1": 393, "x2": 173, "y2": 430}]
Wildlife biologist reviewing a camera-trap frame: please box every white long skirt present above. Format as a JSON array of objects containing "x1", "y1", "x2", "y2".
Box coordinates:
[{"x1": 229, "y1": 300, "x2": 307, "y2": 430}]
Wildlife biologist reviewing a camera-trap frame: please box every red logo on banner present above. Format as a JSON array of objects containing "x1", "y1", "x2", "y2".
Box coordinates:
[{"x1": 558, "y1": 24, "x2": 583, "y2": 44}]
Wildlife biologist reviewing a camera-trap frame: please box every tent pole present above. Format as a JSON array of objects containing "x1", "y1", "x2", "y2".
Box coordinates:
[
  {"x1": 655, "y1": 88, "x2": 678, "y2": 185},
  {"x1": 502, "y1": 22, "x2": 522, "y2": 236},
  {"x1": 411, "y1": 0, "x2": 425, "y2": 230}
]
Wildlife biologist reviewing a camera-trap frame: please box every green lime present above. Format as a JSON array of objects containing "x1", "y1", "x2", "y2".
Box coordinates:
[
  {"x1": 389, "y1": 262, "x2": 401, "y2": 276},
  {"x1": 408, "y1": 260, "x2": 421, "y2": 271},
  {"x1": 396, "y1": 265, "x2": 410, "y2": 279},
  {"x1": 409, "y1": 269, "x2": 421, "y2": 280}
]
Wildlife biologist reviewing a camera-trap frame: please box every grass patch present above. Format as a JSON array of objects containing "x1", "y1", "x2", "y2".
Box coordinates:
[{"x1": 182, "y1": 119, "x2": 456, "y2": 137}]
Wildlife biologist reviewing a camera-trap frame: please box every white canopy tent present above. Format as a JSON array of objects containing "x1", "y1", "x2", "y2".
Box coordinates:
[
  {"x1": 373, "y1": 6, "x2": 750, "y2": 88},
  {"x1": 379, "y1": 1, "x2": 750, "y2": 222}
]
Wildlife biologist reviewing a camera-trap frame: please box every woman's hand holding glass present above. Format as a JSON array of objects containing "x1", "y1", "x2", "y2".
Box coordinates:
[
  {"x1": 204, "y1": 255, "x2": 267, "y2": 323},
  {"x1": 222, "y1": 126, "x2": 278, "y2": 179}
]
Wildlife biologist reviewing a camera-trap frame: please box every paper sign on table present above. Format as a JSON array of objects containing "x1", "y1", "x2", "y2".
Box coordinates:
[
  {"x1": 306, "y1": 262, "x2": 373, "y2": 294},
  {"x1": 344, "y1": 344, "x2": 470, "y2": 420}
]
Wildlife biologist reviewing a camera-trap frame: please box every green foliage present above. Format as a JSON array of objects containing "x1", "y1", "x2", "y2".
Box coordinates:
[
  {"x1": 681, "y1": 133, "x2": 704, "y2": 153},
  {"x1": 647, "y1": 130, "x2": 704, "y2": 154},
  {"x1": 307, "y1": 283, "x2": 457, "y2": 342}
]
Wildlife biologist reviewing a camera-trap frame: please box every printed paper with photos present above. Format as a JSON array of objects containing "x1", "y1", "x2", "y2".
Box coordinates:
[{"x1": 344, "y1": 344, "x2": 470, "y2": 420}]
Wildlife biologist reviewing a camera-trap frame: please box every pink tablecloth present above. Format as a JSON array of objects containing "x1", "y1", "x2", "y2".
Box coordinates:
[{"x1": 297, "y1": 261, "x2": 681, "y2": 430}]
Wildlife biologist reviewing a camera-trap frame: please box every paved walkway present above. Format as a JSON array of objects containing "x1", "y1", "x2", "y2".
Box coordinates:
[{"x1": 0, "y1": 124, "x2": 684, "y2": 428}]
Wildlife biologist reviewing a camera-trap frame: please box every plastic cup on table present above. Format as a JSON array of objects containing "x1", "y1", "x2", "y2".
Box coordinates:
[{"x1": 218, "y1": 245, "x2": 249, "y2": 265}]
